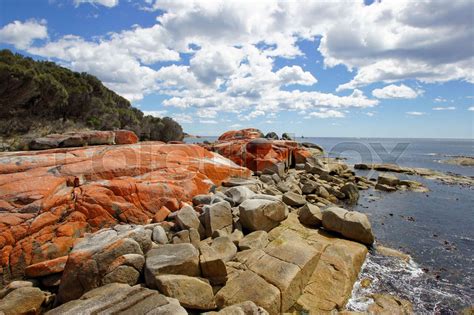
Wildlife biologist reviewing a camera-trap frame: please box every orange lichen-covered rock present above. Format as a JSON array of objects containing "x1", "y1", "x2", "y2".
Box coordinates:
[
  {"x1": 205, "y1": 128, "x2": 313, "y2": 174},
  {"x1": 113, "y1": 130, "x2": 139, "y2": 144},
  {"x1": 0, "y1": 142, "x2": 250, "y2": 286}
]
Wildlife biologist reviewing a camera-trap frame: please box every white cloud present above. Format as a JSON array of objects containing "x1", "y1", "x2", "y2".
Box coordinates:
[
  {"x1": 366, "y1": 112, "x2": 375, "y2": 117},
  {"x1": 276, "y1": 66, "x2": 317, "y2": 86},
  {"x1": 172, "y1": 113, "x2": 193, "y2": 123},
  {"x1": 434, "y1": 97, "x2": 448, "y2": 103},
  {"x1": 0, "y1": 20, "x2": 47, "y2": 49},
  {"x1": 468, "y1": 106, "x2": 474, "y2": 111},
  {"x1": 406, "y1": 111, "x2": 426, "y2": 116},
  {"x1": 432, "y1": 106, "x2": 456, "y2": 111},
  {"x1": 74, "y1": 0, "x2": 119, "y2": 8},
  {"x1": 308, "y1": 109, "x2": 345, "y2": 119},
  {"x1": 199, "y1": 119, "x2": 218, "y2": 124},
  {"x1": 372, "y1": 84, "x2": 422, "y2": 99},
  {"x1": 142, "y1": 110, "x2": 168, "y2": 117}
]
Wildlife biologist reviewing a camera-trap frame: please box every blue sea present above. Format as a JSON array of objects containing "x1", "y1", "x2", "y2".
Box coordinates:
[{"x1": 187, "y1": 136, "x2": 474, "y2": 313}]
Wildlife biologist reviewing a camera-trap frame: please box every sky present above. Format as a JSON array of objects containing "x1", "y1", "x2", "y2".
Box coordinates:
[{"x1": 0, "y1": 0, "x2": 473, "y2": 138}]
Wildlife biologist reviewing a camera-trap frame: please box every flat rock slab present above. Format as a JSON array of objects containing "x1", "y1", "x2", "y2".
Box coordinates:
[{"x1": 46, "y1": 283, "x2": 187, "y2": 315}]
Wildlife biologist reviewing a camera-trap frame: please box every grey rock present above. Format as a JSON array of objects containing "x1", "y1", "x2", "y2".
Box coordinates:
[
  {"x1": 145, "y1": 243, "x2": 200, "y2": 288},
  {"x1": 175, "y1": 205, "x2": 203, "y2": 235},
  {"x1": 0, "y1": 287, "x2": 47, "y2": 315},
  {"x1": 378, "y1": 174, "x2": 400, "y2": 187},
  {"x1": 239, "y1": 199, "x2": 288, "y2": 232},
  {"x1": 202, "y1": 201, "x2": 233, "y2": 237},
  {"x1": 282, "y1": 191, "x2": 307, "y2": 207},
  {"x1": 259, "y1": 174, "x2": 274, "y2": 184},
  {"x1": 264, "y1": 132, "x2": 279, "y2": 140},
  {"x1": 152, "y1": 225, "x2": 168, "y2": 244},
  {"x1": 103, "y1": 265, "x2": 140, "y2": 286},
  {"x1": 203, "y1": 301, "x2": 269, "y2": 315},
  {"x1": 340, "y1": 182, "x2": 359, "y2": 205},
  {"x1": 298, "y1": 203, "x2": 322, "y2": 227},
  {"x1": 322, "y1": 207, "x2": 375, "y2": 245},
  {"x1": 225, "y1": 186, "x2": 256, "y2": 206},
  {"x1": 281, "y1": 133, "x2": 294, "y2": 141}
]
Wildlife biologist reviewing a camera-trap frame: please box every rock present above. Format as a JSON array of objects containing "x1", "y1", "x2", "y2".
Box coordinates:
[
  {"x1": 368, "y1": 294, "x2": 413, "y2": 315},
  {"x1": 281, "y1": 133, "x2": 294, "y2": 141},
  {"x1": 238, "y1": 231, "x2": 269, "y2": 250},
  {"x1": 203, "y1": 301, "x2": 269, "y2": 315},
  {"x1": 224, "y1": 186, "x2": 256, "y2": 205},
  {"x1": 199, "y1": 236, "x2": 237, "y2": 284},
  {"x1": 261, "y1": 162, "x2": 285, "y2": 178},
  {"x1": 322, "y1": 207, "x2": 375, "y2": 245},
  {"x1": 144, "y1": 243, "x2": 200, "y2": 289},
  {"x1": 175, "y1": 205, "x2": 203, "y2": 234},
  {"x1": 46, "y1": 283, "x2": 187, "y2": 315},
  {"x1": 264, "y1": 132, "x2": 279, "y2": 140},
  {"x1": 260, "y1": 174, "x2": 274, "y2": 184},
  {"x1": 152, "y1": 225, "x2": 169, "y2": 244},
  {"x1": 239, "y1": 199, "x2": 288, "y2": 232},
  {"x1": 0, "y1": 280, "x2": 35, "y2": 299},
  {"x1": 301, "y1": 142, "x2": 324, "y2": 152},
  {"x1": 269, "y1": 213, "x2": 368, "y2": 313},
  {"x1": 375, "y1": 183, "x2": 397, "y2": 192},
  {"x1": 218, "y1": 128, "x2": 264, "y2": 141},
  {"x1": 0, "y1": 287, "x2": 48, "y2": 315},
  {"x1": 378, "y1": 174, "x2": 400, "y2": 187},
  {"x1": 340, "y1": 182, "x2": 359, "y2": 205},
  {"x1": 24, "y1": 255, "x2": 68, "y2": 278},
  {"x1": 441, "y1": 156, "x2": 474, "y2": 166},
  {"x1": 376, "y1": 245, "x2": 411, "y2": 262},
  {"x1": 113, "y1": 130, "x2": 139, "y2": 144},
  {"x1": 201, "y1": 201, "x2": 233, "y2": 237},
  {"x1": 276, "y1": 181, "x2": 291, "y2": 193},
  {"x1": 0, "y1": 142, "x2": 250, "y2": 285},
  {"x1": 57, "y1": 226, "x2": 151, "y2": 304},
  {"x1": 102, "y1": 265, "x2": 140, "y2": 285},
  {"x1": 222, "y1": 178, "x2": 258, "y2": 188},
  {"x1": 301, "y1": 180, "x2": 318, "y2": 194},
  {"x1": 215, "y1": 270, "x2": 281, "y2": 315},
  {"x1": 282, "y1": 191, "x2": 307, "y2": 207},
  {"x1": 29, "y1": 130, "x2": 116, "y2": 150},
  {"x1": 155, "y1": 275, "x2": 216, "y2": 310},
  {"x1": 298, "y1": 203, "x2": 322, "y2": 227}
]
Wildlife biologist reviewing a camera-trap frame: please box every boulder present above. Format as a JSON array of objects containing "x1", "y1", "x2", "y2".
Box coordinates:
[
  {"x1": 46, "y1": 283, "x2": 187, "y2": 315},
  {"x1": 215, "y1": 270, "x2": 281, "y2": 315},
  {"x1": 298, "y1": 203, "x2": 322, "y2": 227},
  {"x1": 265, "y1": 132, "x2": 279, "y2": 140},
  {"x1": 282, "y1": 191, "x2": 307, "y2": 207},
  {"x1": 239, "y1": 199, "x2": 288, "y2": 232},
  {"x1": 201, "y1": 201, "x2": 233, "y2": 237},
  {"x1": 375, "y1": 183, "x2": 397, "y2": 192},
  {"x1": 0, "y1": 280, "x2": 35, "y2": 299},
  {"x1": 57, "y1": 226, "x2": 151, "y2": 304},
  {"x1": 155, "y1": 275, "x2": 216, "y2": 310},
  {"x1": 0, "y1": 142, "x2": 250, "y2": 285},
  {"x1": 30, "y1": 130, "x2": 116, "y2": 150},
  {"x1": 322, "y1": 207, "x2": 374, "y2": 245},
  {"x1": 145, "y1": 243, "x2": 200, "y2": 288},
  {"x1": 0, "y1": 287, "x2": 49, "y2": 315},
  {"x1": 113, "y1": 130, "x2": 139, "y2": 144},
  {"x1": 199, "y1": 236, "x2": 237, "y2": 285},
  {"x1": 340, "y1": 182, "x2": 359, "y2": 205},
  {"x1": 224, "y1": 186, "x2": 256, "y2": 205},
  {"x1": 24, "y1": 255, "x2": 68, "y2": 278},
  {"x1": 238, "y1": 231, "x2": 269, "y2": 250},
  {"x1": 152, "y1": 225, "x2": 169, "y2": 244},
  {"x1": 378, "y1": 174, "x2": 400, "y2": 187},
  {"x1": 175, "y1": 205, "x2": 203, "y2": 233}
]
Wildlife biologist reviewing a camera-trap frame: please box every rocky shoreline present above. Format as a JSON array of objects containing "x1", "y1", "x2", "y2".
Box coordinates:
[{"x1": 0, "y1": 128, "x2": 469, "y2": 314}]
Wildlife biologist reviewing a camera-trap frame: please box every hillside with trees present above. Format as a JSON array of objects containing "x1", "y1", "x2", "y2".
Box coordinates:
[{"x1": 0, "y1": 49, "x2": 183, "y2": 149}]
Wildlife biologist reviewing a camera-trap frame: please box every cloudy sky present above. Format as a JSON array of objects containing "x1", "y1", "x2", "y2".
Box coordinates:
[{"x1": 1, "y1": 0, "x2": 473, "y2": 138}]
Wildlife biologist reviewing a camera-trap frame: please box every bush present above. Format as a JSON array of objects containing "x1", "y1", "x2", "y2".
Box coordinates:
[{"x1": 0, "y1": 49, "x2": 183, "y2": 141}]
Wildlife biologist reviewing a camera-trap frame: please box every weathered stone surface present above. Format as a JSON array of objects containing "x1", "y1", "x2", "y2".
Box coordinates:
[
  {"x1": 215, "y1": 270, "x2": 281, "y2": 315},
  {"x1": 203, "y1": 300, "x2": 269, "y2": 315},
  {"x1": 201, "y1": 201, "x2": 233, "y2": 237},
  {"x1": 152, "y1": 225, "x2": 168, "y2": 244},
  {"x1": 224, "y1": 186, "x2": 255, "y2": 206},
  {"x1": 0, "y1": 287, "x2": 48, "y2": 315},
  {"x1": 0, "y1": 142, "x2": 250, "y2": 285},
  {"x1": 46, "y1": 283, "x2": 187, "y2": 315},
  {"x1": 375, "y1": 183, "x2": 397, "y2": 192},
  {"x1": 239, "y1": 199, "x2": 288, "y2": 232},
  {"x1": 340, "y1": 183, "x2": 359, "y2": 205},
  {"x1": 145, "y1": 243, "x2": 200, "y2": 289},
  {"x1": 113, "y1": 130, "x2": 139, "y2": 145},
  {"x1": 175, "y1": 205, "x2": 203, "y2": 233},
  {"x1": 238, "y1": 231, "x2": 269, "y2": 250},
  {"x1": 265, "y1": 132, "x2": 279, "y2": 140},
  {"x1": 268, "y1": 213, "x2": 368, "y2": 313},
  {"x1": 368, "y1": 294, "x2": 413, "y2": 315},
  {"x1": 155, "y1": 274, "x2": 216, "y2": 310},
  {"x1": 282, "y1": 191, "x2": 307, "y2": 207},
  {"x1": 322, "y1": 207, "x2": 375, "y2": 245},
  {"x1": 378, "y1": 174, "x2": 400, "y2": 187},
  {"x1": 203, "y1": 128, "x2": 312, "y2": 175},
  {"x1": 0, "y1": 280, "x2": 35, "y2": 299},
  {"x1": 29, "y1": 130, "x2": 115, "y2": 150},
  {"x1": 57, "y1": 225, "x2": 151, "y2": 303},
  {"x1": 24, "y1": 255, "x2": 68, "y2": 278},
  {"x1": 102, "y1": 265, "x2": 140, "y2": 285},
  {"x1": 298, "y1": 203, "x2": 322, "y2": 227}
]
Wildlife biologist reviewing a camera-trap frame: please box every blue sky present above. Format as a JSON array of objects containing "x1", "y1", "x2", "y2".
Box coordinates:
[{"x1": 1, "y1": 0, "x2": 473, "y2": 138}]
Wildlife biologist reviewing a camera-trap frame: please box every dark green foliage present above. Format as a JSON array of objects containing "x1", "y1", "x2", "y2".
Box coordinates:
[{"x1": 0, "y1": 49, "x2": 183, "y2": 141}]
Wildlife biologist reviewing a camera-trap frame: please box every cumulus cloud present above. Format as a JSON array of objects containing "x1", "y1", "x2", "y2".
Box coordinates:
[
  {"x1": 468, "y1": 107, "x2": 474, "y2": 111},
  {"x1": 372, "y1": 84, "x2": 422, "y2": 99},
  {"x1": 406, "y1": 111, "x2": 426, "y2": 116},
  {"x1": 432, "y1": 106, "x2": 456, "y2": 111},
  {"x1": 142, "y1": 110, "x2": 168, "y2": 117},
  {"x1": 3, "y1": 0, "x2": 472, "y2": 117},
  {"x1": 308, "y1": 109, "x2": 345, "y2": 119},
  {"x1": 74, "y1": 0, "x2": 119, "y2": 8},
  {"x1": 0, "y1": 20, "x2": 47, "y2": 49}
]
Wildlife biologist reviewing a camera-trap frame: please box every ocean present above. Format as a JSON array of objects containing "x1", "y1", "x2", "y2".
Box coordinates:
[{"x1": 186, "y1": 136, "x2": 474, "y2": 313}]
